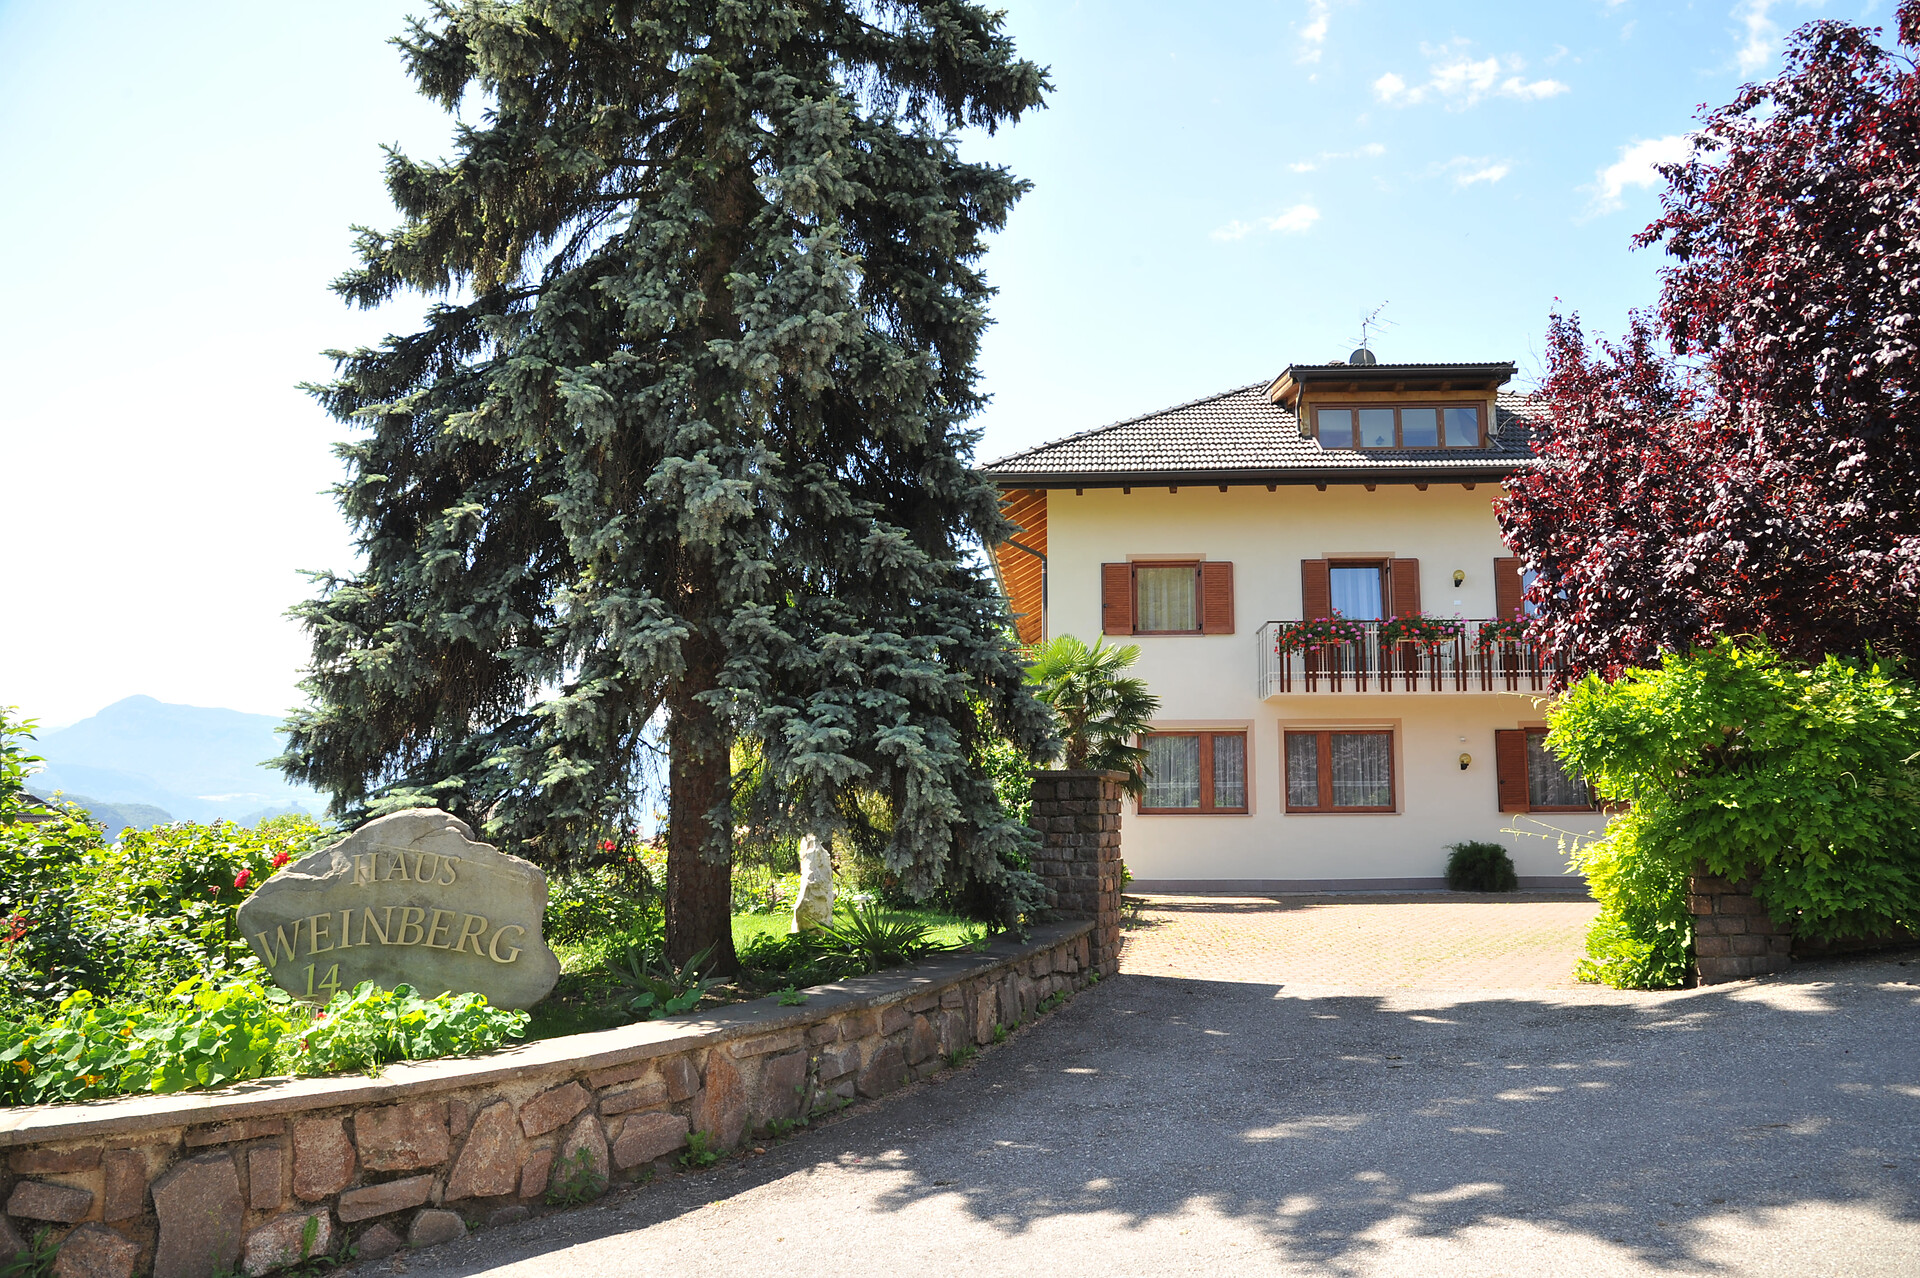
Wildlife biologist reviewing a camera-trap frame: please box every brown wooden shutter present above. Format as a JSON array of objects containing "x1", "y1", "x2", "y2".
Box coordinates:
[
  {"x1": 1301, "y1": 559, "x2": 1331, "y2": 619},
  {"x1": 1494, "y1": 557, "x2": 1526, "y2": 619},
  {"x1": 1388, "y1": 558, "x2": 1421, "y2": 617},
  {"x1": 1494, "y1": 729, "x2": 1529, "y2": 813},
  {"x1": 1200, "y1": 562, "x2": 1234, "y2": 634},
  {"x1": 1101, "y1": 563, "x2": 1134, "y2": 635}
]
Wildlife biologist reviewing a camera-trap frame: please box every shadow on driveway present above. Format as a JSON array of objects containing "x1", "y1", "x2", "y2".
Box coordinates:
[{"x1": 392, "y1": 951, "x2": 1920, "y2": 1277}]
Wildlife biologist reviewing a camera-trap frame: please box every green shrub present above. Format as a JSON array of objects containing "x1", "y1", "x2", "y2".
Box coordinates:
[
  {"x1": 289, "y1": 982, "x2": 528, "y2": 1075},
  {"x1": 1445, "y1": 841, "x2": 1519, "y2": 892},
  {"x1": 545, "y1": 862, "x2": 654, "y2": 946},
  {"x1": 1550, "y1": 639, "x2": 1920, "y2": 987}
]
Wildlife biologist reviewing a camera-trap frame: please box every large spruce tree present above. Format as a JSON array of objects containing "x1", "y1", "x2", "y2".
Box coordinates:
[{"x1": 280, "y1": 1, "x2": 1056, "y2": 968}]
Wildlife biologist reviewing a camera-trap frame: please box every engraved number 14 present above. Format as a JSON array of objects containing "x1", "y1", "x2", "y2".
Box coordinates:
[{"x1": 303, "y1": 963, "x2": 340, "y2": 999}]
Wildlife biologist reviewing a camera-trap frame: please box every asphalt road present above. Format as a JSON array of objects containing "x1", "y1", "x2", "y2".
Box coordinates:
[{"x1": 370, "y1": 951, "x2": 1920, "y2": 1277}]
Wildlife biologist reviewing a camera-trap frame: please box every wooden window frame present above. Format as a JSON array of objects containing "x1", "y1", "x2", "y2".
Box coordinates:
[
  {"x1": 1130, "y1": 561, "x2": 1202, "y2": 635},
  {"x1": 1137, "y1": 730, "x2": 1250, "y2": 815},
  {"x1": 1283, "y1": 728, "x2": 1397, "y2": 813},
  {"x1": 1523, "y1": 727, "x2": 1597, "y2": 813},
  {"x1": 1313, "y1": 402, "x2": 1484, "y2": 450}
]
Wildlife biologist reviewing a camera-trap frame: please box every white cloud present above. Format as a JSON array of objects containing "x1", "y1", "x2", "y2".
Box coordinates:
[
  {"x1": 1297, "y1": 0, "x2": 1330, "y2": 64},
  {"x1": 1731, "y1": 0, "x2": 1826, "y2": 75},
  {"x1": 1265, "y1": 204, "x2": 1321, "y2": 233},
  {"x1": 1589, "y1": 134, "x2": 1692, "y2": 214},
  {"x1": 1289, "y1": 143, "x2": 1384, "y2": 173},
  {"x1": 1453, "y1": 161, "x2": 1511, "y2": 187},
  {"x1": 1213, "y1": 204, "x2": 1321, "y2": 241},
  {"x1": 1374, "y1": 45, "x2": 1570, "y2": 108}
]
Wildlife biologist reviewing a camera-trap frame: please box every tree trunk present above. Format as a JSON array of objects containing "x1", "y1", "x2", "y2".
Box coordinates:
[{"x1": 665, "y1": 637, "x2": 738, "y2": 973}]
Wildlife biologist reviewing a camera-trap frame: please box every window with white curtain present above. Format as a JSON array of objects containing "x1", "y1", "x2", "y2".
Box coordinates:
[
  {"x1": 1134, "y1": 564, "x2": 1199, "y2": 632},
  {"x1": 1284, "y1": 729, "x2": 1395, "y2": 812},
  {"x1": 1526, "y1": 729, "x2": 1592, "y2": 809},
  {"x1": 1140, "y1": 731, "x2": 1249, "y2": 813}
]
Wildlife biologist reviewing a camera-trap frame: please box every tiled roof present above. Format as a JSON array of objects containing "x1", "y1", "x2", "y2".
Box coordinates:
[{"x1": 981, "y1": 383, "x2": 1542, "y2": 485}]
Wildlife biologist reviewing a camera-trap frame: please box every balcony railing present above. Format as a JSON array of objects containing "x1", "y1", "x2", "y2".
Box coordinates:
[{"x1": 1255, "y1": 619, "x2": 1557, "y2": 695}]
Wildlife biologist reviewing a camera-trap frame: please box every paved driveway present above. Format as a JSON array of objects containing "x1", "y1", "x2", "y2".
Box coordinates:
[
  {"x1": 378, "y1": 935, "x2": 1920, "y2": 1278},
  {"x1": 1120, "y1": 892, "x2": 1600, "y2": 989}
]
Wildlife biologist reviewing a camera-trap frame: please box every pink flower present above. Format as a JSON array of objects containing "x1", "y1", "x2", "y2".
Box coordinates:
[
  {"x1": 270, "y1": 851, "x2": 291, "y2": 869},
  {"x1": 600, "y1": 839, "x2": 616, "y2": 852},
  {"x1": 234, "y1": 870, "x2": 251, "y2": 890}
]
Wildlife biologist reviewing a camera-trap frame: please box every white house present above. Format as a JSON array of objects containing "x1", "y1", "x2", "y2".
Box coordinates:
[{"x1": 983, "y1": 354, "x2": 1606, "y2": 891}]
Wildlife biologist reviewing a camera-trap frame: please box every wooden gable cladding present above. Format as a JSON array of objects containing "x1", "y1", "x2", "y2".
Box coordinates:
[{"x1": 993, "y1": 488, "x2": 1048, "y2": 645}]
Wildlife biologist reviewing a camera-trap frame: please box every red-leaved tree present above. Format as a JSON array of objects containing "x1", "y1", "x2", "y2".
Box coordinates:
[{"x1": 1500, "y1": 1, "x2": 1920, "y2": 678}]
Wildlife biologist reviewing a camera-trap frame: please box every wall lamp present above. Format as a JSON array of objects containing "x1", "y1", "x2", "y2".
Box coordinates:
[
  {"x1": 1458, "y1": 752, "x2": 1472, "y2": 770},
  {"x1": 1452, "y1": 569, "x2": 1466, "y2": 587}
]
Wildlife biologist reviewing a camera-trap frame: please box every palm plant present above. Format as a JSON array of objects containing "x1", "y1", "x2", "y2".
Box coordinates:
[{"x1": 1023, "y1": 636, "x2": 1160, "y2": 796}]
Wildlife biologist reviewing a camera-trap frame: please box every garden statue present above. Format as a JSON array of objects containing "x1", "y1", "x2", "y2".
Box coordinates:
[
  {"x1": 235, "y1": 809, "x2": 561, "y2": 1009},
  {"x1": 790, "y1": 834, "x2": 834, "y2": 933}
]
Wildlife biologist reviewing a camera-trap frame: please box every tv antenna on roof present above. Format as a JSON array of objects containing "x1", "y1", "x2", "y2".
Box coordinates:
[{"x1": 1348, "y1": 301, "x2": 1393, "y2": 366}]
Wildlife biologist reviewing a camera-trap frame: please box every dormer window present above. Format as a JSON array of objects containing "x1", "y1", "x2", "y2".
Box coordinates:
[{"x1": 1313, "y1": 403, "x2": 1484, "y2": 450}]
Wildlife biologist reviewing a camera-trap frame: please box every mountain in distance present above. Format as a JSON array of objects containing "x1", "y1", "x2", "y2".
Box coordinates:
[{"x1": 25, "y1": 696, "x2": 325, "y2": 825}]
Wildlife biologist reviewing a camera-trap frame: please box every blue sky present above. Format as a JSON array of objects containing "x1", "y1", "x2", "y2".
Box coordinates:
[{"x1": 0, "y1": 0, "x2": 1888, "y2": 726}]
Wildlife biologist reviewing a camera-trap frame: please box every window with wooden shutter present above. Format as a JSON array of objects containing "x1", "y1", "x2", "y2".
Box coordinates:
[
  {"x1": 1388, "y1": 558, "x2": 1421, "y2": 616},
  {"x1": 1494, "y1": 729, "x2": 1529, "y2": 812},
  {"x1": 1200, "y1": 562, "x2": 1234, "y2": 634},
  {"x1": 1301, "y1": 559, "x2": 1331, "y2": 620},
  {"x1": 1101, "y1": 563, "x2": 1133, "y2": 636},
  {"x1": 1494, "y1": 557, "x2": 1526, "y2": 619}
]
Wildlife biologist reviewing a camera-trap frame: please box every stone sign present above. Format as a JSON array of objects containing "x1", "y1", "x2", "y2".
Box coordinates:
[{"x1": 235, "y1": 809, "x2": 561, "y2": 1010}]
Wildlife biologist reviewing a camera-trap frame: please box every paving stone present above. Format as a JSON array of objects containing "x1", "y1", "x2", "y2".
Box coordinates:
[
  {"x1": 905, "y1": 1014, "x2": 938, "y2": 1065},
  {"x1": 659, "y1": 1054, "x2": 697, "y2": 1102},
  {"x1": 354, "y1": 1223, "x2": 403, "y2": 1261},
  {"x1": 692, "y1": 1050, "x2": 747, "y2": 1150},
  {"x1": 597, "y1": 1080, "x2": 668, "y2": 1116},
  {"x1": 7, "y1": 1180, "x2": 94, "y2": 1222},
  {"x1": 241, "y1": 1210, "x2": 331, "y2": 1277},
  {"x1": 246, "y1": 1147, "x2": 284, "y2": 1211},
  {"x1": 10, "y1": 1147, "x2": 101, "y2": 1175},
  {"x1": 407, "y1": 1209, "x2": 467, "y2": 1249},
  {"x1": 354, "y1": 1102, "x2": 449, "y2": 1172},
  {"x1": 444, "y1": 1100, "x2": 522, "y2": 1201},
  {"x1": 486, "y1": 1205, "x2": 530, "y2": 1229},
  {"x1": 336, "y1": 1174, "x2": 433, "y2": 1223},
  {"x1": 51, "y1": 1223, "x2": 137, "y2": 1278},
  {"x1": 519, "y1": 1082, "x2": 589, "y2": 1139},
  {"x1": 517, "y1": 1148, "x2": 554, "y2": 1199},
  {"x1": 856, "y1": 1043, "x2": 908, "y2": 1099},
  {"x1": 292, "y1": 1118, "x2": 355, "y2": 1201},
  {"x1": 151, "y1": 1152, "x2": 244, "y2": 1278},
  {"x1": 101, "y1": 1150, "x2": 147, "y2": 1223},
  {"x1": 184, "y1": 1119, "x2": 284, "y2": 1149},
  {"x1": 586, "y1": 1059, "x2": 654, "y2": 1090},
  {"x1": 751, "y1": 1051, "x2": 807, "y2": 1126},
  {"x1": 610, "y1": 1112, "x2": 689, "y2": 1169},
  {"x1": 547, "y1": 1113, "x2": 608, "y2": 1200}
]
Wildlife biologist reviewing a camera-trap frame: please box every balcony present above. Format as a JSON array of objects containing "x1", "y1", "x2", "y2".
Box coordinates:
[{"x1": 1255, "y1": 619, "x2": 1557, "y2": 696}]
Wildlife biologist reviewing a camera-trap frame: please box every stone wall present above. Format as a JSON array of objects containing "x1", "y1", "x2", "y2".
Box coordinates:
[
  {"x1": 1027, "y1": 770, "x2": 1125, "y2": 977},
  {"x1": 1688, "y1": 865, "x2": 1792, "y2": 984},
  {"x1": 0, "y1": 922, "x2": 1094, "y2": 1278}
]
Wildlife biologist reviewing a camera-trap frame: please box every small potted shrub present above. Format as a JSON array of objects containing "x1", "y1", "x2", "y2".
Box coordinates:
[{"x1": 1445, "y1": 841, "x2": 1519, "y2": 892}]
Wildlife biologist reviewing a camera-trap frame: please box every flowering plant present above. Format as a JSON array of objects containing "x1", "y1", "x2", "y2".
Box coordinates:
[
  {"x1": 1273, "y1": 614, "x2": 1370, "y2": 653},
  {"x1": 1378, "y1": 614, "x2": 1464, "y2": 649},
  {"x1": 1475, "y1": 617, "x2": 1530, "y2": 650}
]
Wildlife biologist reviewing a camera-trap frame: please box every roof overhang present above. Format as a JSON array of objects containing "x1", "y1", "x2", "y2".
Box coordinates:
[
  {"x1": 981, "y1": 462, "x2": 1531, "y2": 490},
  {"x1": 1265, "y1": 361, "x2": 1517, "y2": 410}
]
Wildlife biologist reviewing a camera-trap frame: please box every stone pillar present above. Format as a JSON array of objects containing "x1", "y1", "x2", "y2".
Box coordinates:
[
  {"x1": 1688, "y1": 864, "x2": 1792, "y2": 984},
  {"x1": 1028, "y1": 769, "x2": 1125, "y2": 977}
]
